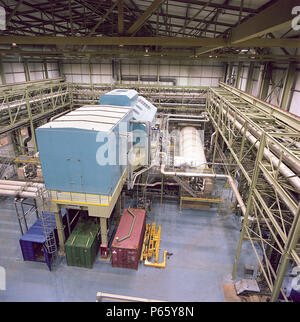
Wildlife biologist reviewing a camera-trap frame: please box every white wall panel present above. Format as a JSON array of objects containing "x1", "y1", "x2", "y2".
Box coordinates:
[
  {"x1": 289, "y1": 91, "x2": 300, "y2": 117},
  {"x1": 101, "y1": 64, "x2": 111, "y2": 74},
  {"x1": 159, "y1": 65, "x2": 169, "y2": 76},
  {"x1": 30, "y1": 71, "x2": 43, "y2": 80},
  {"x1": 12, "y1": 63, "x2": 24, "y2": 73},
  {"x1": 91, "y1": 64, "x2": 100, "y2": 74},
  {"x1": 100, "y1": 75, "x2": 112, "y2": 83},
  {"x1": 3, "y1": 63, "x2": 12, "y2": 73},
  {"x1": 92, "y1": 75, "x2": 101, "y2": 83},
  {"x1": 48, "y1": 69, "x2": 59, "y2": 78},
  {"x1": 5, "y1": 74, "x2": 15, "y2": 84},
  {"x1": 81, "y1": 64, "x2": 89, "y2": 74},
  {"x1": 81, "y1": 74, "x2": 90, "y2": 83}
]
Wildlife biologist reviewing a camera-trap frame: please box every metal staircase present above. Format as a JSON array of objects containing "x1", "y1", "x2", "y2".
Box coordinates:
[{"x1": 172, "y1": 175, "x2": 198, "y2": 198}]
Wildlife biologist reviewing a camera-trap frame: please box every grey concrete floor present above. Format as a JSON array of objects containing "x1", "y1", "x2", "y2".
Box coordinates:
[{"x1": 0, "y1": 194, "x2": 256, "y2": 302}]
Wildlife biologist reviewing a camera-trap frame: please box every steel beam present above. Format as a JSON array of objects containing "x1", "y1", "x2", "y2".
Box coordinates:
[
  {"x1": 23, "y1": 59, "x2": 30, "y2": 81},
  {"x1": 259, "y1": 62, "x2": 272, "y2": 101},
  {"x1": 235, "y1": 62, "x2": 242, "y2": 89},
  {"x1": 43, "y1": 60, "x2": 48, "y2": 79},
  {"x1": 245, "y1": 62, "x2": 254, "y2": 93},
  {"x1": 87, "y1": 1, "x2": 120, "y2": 36},
  {"x1": 195, "y1": 0, "x2": 300, "y2": 55},
  {"x1": 6, "y1": 0, "x2": 24, "y2": 26},
  {"x1": 0, "y1": 35, "x2": 299, "y2": 48},
  {"x1": 118, "y1": 0, "x2": 124, "y2": 35},
  {"x1": 0, "y1": 57, "x2": 6, "y2": 85},
  {"x1": 170, "y1": 0, "x2": 258, "y2": 13},
  {"x1": 220, "y1": 82, "x2": 300, "y2": 132},
  {"x1": 230, "y1": 0, "x2": 299, "y2": 44},
  {"x1": 126, "y1": 0, "x2": 166, "y2": 35},
  {"x1": 270, "y1": 203, "x2": 300, "y2": 302},
  {"x1": 280, "y1": 62, "x2": 296, "y2": 111}
]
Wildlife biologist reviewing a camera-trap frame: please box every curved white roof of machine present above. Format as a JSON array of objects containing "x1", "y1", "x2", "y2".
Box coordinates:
[
  {"x1": 133, "y1": 96, "x2": 157, "y2": 123},
  {"x1": 106, "y1": 89, "x2": 138, "y2": 99},
  {"x1": 38, "y1": 105, "x2": 131, "y2": 132}
]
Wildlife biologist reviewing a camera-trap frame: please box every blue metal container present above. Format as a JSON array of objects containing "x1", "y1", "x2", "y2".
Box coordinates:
[{"x1": 19, "y1": 212, "x2": 57, "y2": 270}]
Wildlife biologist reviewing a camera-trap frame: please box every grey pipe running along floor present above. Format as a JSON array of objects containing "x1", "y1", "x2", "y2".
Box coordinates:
[{"x1": 0, "y1": 194, "x2": 257, "y2": 302}]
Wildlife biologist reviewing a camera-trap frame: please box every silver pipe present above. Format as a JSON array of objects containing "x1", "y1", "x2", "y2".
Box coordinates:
[
  {"x1": 0, "y1": 180, "x2": 44, "y2": 188},
  {"x1": 160, "y1": 164, "x2": 246, "y2": 215},
  {"x1": 262, "y1": 172, "x2": 297, "y2": 216},
  {"x1": 135, "y1": 182, "x2": 178, "y2": 187},
  {"x1": 218, "y1": 105, "x2": 300, "y2": 193},
  {"x1": 0, "y1": 184, "x2": 39, "y2": 192},
  {"x1": 210, "y1": 131, "x2": 216, "y2": 153},
  {"x1": 165, "y1": 113, "x2": 208, "y2": 119},
  {"x1": 168, "y1": 118, "x2": 210, "y2": 122},
  {"x1": 0, "y1": 189, "x2": 37, "y2": 198},
  {"x1": 158, "y1": 103, "x2": 206, "y2": 107},
  {"x1": 223, "y1": 104, "x2": 300, "y2": 176}
]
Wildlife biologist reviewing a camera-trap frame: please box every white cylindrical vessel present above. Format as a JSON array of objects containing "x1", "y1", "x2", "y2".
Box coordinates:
[{"x1": 178, "y1": 126, "x2": 207, "y2": 168}]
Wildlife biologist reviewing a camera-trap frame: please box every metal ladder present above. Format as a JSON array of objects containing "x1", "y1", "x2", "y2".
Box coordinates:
[
  {"x1": 0, "y1": 157, "x2": 12, "y2": 179},
  {"x1": 38, "y1": 189, "x2": 58, "y2": 264}
]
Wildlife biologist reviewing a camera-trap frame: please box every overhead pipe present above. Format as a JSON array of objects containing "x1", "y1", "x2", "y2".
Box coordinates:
[
  {"x1": 210, "y1": 131, "x2": 217, "y2": 154},
  {"x1": 167, "y1": 118, "x2": 209, "y2": 123},
  {"x1": 135, "y1": 182, "x2": 178, "y2": 187},
  {"x1": 157, "y1": 103, "x2": 206, "y2": 108},
  {"x1": 218, "y1": 98, "x2": 300, "y2": 177},
  {"x1": 0, "y1": 184, "x2": 39, "y2": 192},
  {"x1": 165, "y1": 113, "x2": 208, "y2": 119},
  {"x1": 0, "y1": 189, "x2": 37, "y2": 198},
  {"x1": 160, "y1": 164, "x2": 246, "y2": 215},
  {"x1": 120, "y1": 75, "x2": 177, "y2": 86},
  {"x1": 215, "y1": 100, "x2": 300, "y2": 193},
  {"x1": 261, "y1": 171, "x2": 297, "y2": 217},
  {"x1": 165, "y1": 113, "x2": 209, "y2": 136},
  {"x1": 0, "y1": 180, "x2": 44, "y2": 188}
]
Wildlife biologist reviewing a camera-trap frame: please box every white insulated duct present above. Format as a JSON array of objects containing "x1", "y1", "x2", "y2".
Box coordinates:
[
  {"x1": 175, "y1": 126, "x2": 207, "y2": 168},
  {"x1": 218, "y1": 105, "x2": 300, "y2": 193}
]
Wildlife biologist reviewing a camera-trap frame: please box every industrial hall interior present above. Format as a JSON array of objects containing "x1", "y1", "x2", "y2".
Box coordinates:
[{"x1": 0, "y1": 0, "x2": 299, "y2": 303}]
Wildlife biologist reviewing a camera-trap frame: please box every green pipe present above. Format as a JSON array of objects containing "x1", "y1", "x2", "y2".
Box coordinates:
[{"x1": 116, "y1": 207, "x2": 136, "y2": 243}]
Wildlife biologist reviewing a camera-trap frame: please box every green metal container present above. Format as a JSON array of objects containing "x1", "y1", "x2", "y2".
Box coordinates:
[{"x1": 65, "y1": 219, "x2": 100, "y2": 269}]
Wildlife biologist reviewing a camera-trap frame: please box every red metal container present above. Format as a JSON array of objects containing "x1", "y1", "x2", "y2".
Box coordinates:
[{"x1": 111, "y1": 208, "x2": 146, "y2": 270}]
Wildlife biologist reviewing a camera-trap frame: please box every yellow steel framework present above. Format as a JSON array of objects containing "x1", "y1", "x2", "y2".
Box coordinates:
[
  {"x1": 207, "y1": 82, "x2": 300, "y2": 302},
  {"x1": 0, "y1": 78, "x2": 72, "y2": 154}
]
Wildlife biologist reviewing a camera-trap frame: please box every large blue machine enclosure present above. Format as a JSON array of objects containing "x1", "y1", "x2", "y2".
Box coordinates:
[
  {"x1": 36, "y1": 105, "x2": 131, "y2": 195},
  {"x1": 36, "y1": 90, "x2": 157, "y2": 196}
]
